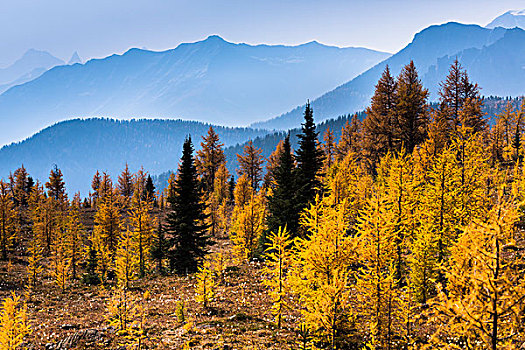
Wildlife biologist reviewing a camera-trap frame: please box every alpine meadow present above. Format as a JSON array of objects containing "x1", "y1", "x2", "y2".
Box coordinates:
[{"x1": 1, "y1": 2, "x2": 525, "y2": 350}]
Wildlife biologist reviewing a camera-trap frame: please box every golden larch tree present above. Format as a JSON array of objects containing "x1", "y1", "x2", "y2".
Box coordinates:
[
  {"x1": 262, "y1": 226, "x2": 294, "y2": 329},
  {"x1": 0, "y1": 293, "x2": 31, "y2": 350},
  {"x1": 427, "y1": 201, "x2": 525, "y2": 349}
]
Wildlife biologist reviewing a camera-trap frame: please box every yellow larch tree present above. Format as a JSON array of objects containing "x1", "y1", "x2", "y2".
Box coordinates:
[
  {"x1": 450, "y1": 128, "x2": 491, "y2": 229},
  {"x1": 426, "y1": 201, "x2": 525, "y2": 349},
  {"x1": 233, "y1": 173, "x2": 253, "y2": 208},
  {"x1": 322, "y1": 127, "x2": 336, "y2": 171},
  {"x1": 26, "y1": 183, "x2": 45, "y2": 291},
  {"x1": 263, "y1": 226, "x2": 294, "y2": 329},
  {"x1": 323, "y1": 151, "x2": 372, "y2": 229},
  {"x1": 0, "y1": 293, "x2": 31, "y2": 350},
  {"x1": 30, "y1": 182, "x2": 57, "y2": 256},
  {"x1": 290, "y1": 196, "x2": 357, "y2": 349},
  {"x1": 50, "y1": 210, "x2": 69, "y2": 292},
  {"x1": 66, "y1": 193, "x2": 84, "y2": 280},
  {"x1": 407, "y1": 216, "x2": 439, "y2": 304},
  {"x1": 355, "y1": 192, "x2": 408, "y2": 349},
  {"x1": 376, "y1": 150, "x2": 418, "y2": 284},
  {"x1": 0, "y1": 180, "x2": 16, "y2": 261},
  {"x1": 230, "y1": 190, "x2": 266, "y2": 261},
  {"x1": 114, "y1": 226, "x2": 139, "y2": 289},
  {"x1": 421, "y1": 146, "x2": 461, "y2": 265},
  {"x1": 195, "y1": 260, "x2": 214, "y2": 308},
  {"x1": 93, "y1": 184, "x2": 121, "y2": 280},
  {"x1": 129, "y1": 185, "x2": 155, "y2": 278}
]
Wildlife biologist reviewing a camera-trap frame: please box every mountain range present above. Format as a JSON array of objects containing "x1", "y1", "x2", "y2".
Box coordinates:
[
  {"x1": 0, "y1": 36, "x2": 390, "y2": 146},
  {"x1": 0, "y1": 49, "x2": 64, "y2": 94},
  {"x1": 253, "y1": 23, "x2": 525, "y2": 129},
  {"x1": 1, "y1": 12, "x2": 525, "y2": 193}
]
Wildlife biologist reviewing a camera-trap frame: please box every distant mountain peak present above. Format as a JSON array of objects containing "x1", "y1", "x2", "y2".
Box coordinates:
[
  {"x1": 204, "y1": 35, "x2": 227, "y2": 43},
  {"x1": 487, "y1": 10, "x2": 525, "y2": 29},
  {"x1": 68, "y1": 51, "x2": 82, "y2": 65}
]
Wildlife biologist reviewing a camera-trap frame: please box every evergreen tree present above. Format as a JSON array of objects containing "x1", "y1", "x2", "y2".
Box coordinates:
[
  {"x1": 166, "y1": 136, "x2": 211, "y2": 274},
  {"x1": 145, "y1": 175, "x2": 156, "y2": 204},
  {"x1": 294, "y1": 102, "x2": 325, "y2": 236},
  {"x1": 151, "y1": 222, "x2": 168, "y2": 274},
  {"x1": 266, "y1": 135, "x2": 299, "y2": 237}
]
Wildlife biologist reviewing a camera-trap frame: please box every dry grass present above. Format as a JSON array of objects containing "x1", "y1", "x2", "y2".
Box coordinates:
[{"x1": 0, "y1": 232, "x2": 300, "y2": 350}]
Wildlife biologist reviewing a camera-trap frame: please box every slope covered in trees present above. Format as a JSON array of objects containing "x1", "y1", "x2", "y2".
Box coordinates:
[{"x1": 0, "y1": 118, "x2": 270, "y2": 195}]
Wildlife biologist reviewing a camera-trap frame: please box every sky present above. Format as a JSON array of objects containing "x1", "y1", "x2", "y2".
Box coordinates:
[{"x1": 0, "y1": 0, "x2": 523, "y2": 67}]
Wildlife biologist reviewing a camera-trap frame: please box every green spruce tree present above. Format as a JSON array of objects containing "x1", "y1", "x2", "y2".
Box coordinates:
[
  {"x1": 266, "y1": 134, "x2": 299, "y2": 237},
  {"x1": 166, "y1": 136, "x2": 211, "y2": 274},
  {"x1": 294, "y1": 102, "x2": 324, "y2": 236}
]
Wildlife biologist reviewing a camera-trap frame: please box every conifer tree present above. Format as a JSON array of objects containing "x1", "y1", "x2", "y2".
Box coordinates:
[
  {"x1": 166, "y1": 136, "x2": 211, "y2": 274},
  {"x1": 195, "y1": 260, "x2": 214, "y2": 308},
  {"x1": 376, "y1": 151, "x2": 417, "y2": 284},
  {"x1": 26, "y1": 226, "x2": 43, "y2": 291},
  {"x1": 428, "y1": 202, "x2": 525, "y2": 349},
  {"x1": 30, "y1": 182, "x2": 56, "y2": 255},
  {"x1": 294, "y1": 102, "x2": 325, "y2": 226},
  {"x1": 11, "y1": 166, "x2": 31, "y2": 238},
  {"x1": 233, "y1": 174, "x2": 253, "y2": 208},
  {"x1": 355, "y1": 193, "x2": 407, "y2": 348},
  {"x1": 408, "y1": 218, "x2": 438, "y2": 304},
  {"x1": 266, "y1": 135, "x2": 299, "y2": 237},
  {"x1": 45, "y1": 165, "x2": 66, "y2": 203},
  {"x1": 66, "y1": 195, "x2": 84, "y2": 280},
  {"x1": 237, "y1": 140, "x2": 264, "y2": 191},
  {"x1": 145, "y1": 175, "x2": 155, "y2": 202},
  {"x1": 322, "y1": 127, "x2": 336, "y2": 171},
  {"x1": 438, "y1": 59, "x2": 486, "y2": 137},
  {"x1": 362, "y1": 65, "x2": 398, "y2": 165},
  {"x1": 0, "y1": 181, "x2": 15, "y2": 260},
  {"x1": 263, "y1": 226, "x2": 293, "y2": 329},
  {"x1": 196, "y1": 127, "x2": 226, "y2": 194},
  {"x1": 129, "y1": 185, "x2": 155, "y2": 278},
  {"x1": 264, "y1": 139, "x2": 286, "y2": 189},
  {"x1": 117, "y1": 163, "x2": 134, "y2": 206},
  {"x1": 323, "y1": 152, "x2": 372, "y2": 229},
  {"x1": 27, "y1": 182, "x2": 44, "y2": 289},
  {"x1": 115, "y1": 227, "x2": 139, "y2": 289},
  {"x1": 290, "y1": 197, "x2": 357, "y2": 349},
  {"x1": 231, "y1": 190, "x2": 266, "y2": 261},
  {"x1": 336, "y1": 115, "x2": 361, "y2": 161},
  {"x1": 210, "y1": 163, "x2": 231, "y2": 237},
  {"x1": 91, "y1": 170, "x2": 102, "y2": 208},
  {"x1": 93, "y1": 181, "x2": 121, "y2": 280},
  {"x1": 0, "y1": 293, "x2": 31, "y2": 350},
  {"x1": 151, "y1": 222, "x2": 167, "y2": 274},
  {"x1": 51, "y1": 216, "x2": 69, "y2": 292},
  {"x1": 395, "y1": 61, "x2": 429, "y2": 153}
]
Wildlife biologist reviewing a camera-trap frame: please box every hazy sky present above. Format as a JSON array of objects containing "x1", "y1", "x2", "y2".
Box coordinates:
[{"x1": 0, "y1": 0, "x2": 523, "y2": 67}]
